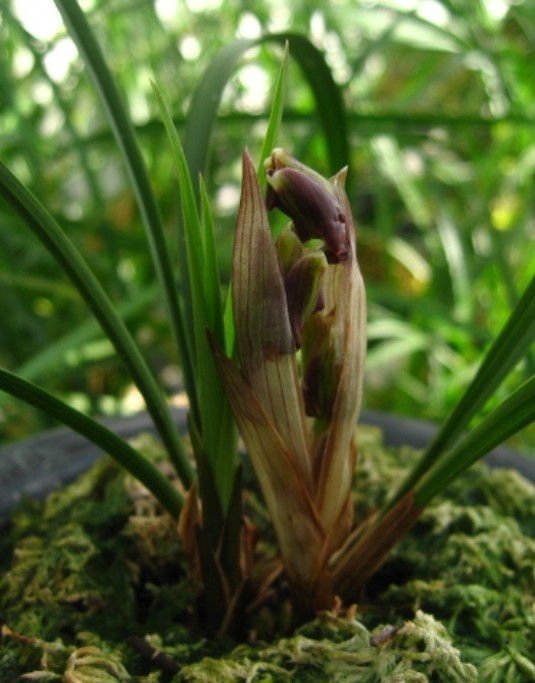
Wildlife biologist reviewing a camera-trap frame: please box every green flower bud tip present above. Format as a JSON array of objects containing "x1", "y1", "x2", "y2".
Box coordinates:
[{"x1": 264, "y1": 148, "x2": 350, "y2": 264}]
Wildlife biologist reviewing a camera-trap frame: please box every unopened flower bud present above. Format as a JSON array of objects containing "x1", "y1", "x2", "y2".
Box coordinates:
[
  {"x1": 275, "y1": 227, "x2": 327, "y2": 347},
  {"x1": 265, "y1": 148, "x2": 349, "y2": 263},
  {"x1": 301, "y1": 311, "x2": 338, "y2": 419}
]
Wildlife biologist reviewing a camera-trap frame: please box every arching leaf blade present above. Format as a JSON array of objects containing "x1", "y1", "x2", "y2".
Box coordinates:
[{"x1": 0, "y1": 368, "x2": 183, "y2": 519}]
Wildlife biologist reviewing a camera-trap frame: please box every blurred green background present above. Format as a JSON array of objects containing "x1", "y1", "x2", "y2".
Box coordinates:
[{"x1": 1, "y1": 0, "x2": 534, "y2": 450}]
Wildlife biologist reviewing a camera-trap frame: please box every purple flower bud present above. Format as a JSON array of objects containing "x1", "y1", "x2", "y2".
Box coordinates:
[{"x1": 265, "y1": 149, "x2": 350, "y2": 263}]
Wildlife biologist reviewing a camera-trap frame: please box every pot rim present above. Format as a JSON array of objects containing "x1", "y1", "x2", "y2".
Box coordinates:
[{"x1": 1, "y1": 408, "x2": 533, "y2": 522}]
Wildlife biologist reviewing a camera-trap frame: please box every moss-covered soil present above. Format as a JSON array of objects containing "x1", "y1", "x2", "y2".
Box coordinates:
[{"x1": 1, "y1": 428, "x2": 534, "y2": 682}]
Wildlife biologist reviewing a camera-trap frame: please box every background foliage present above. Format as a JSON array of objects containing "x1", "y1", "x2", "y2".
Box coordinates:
[{"x1": 1, "y1": 0, "x2": 534, "y2": 450}]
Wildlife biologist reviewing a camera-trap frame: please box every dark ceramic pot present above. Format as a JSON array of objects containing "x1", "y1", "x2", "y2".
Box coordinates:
[{"x1": 1, "y1": 408, "x2": 533, "y2": 523}]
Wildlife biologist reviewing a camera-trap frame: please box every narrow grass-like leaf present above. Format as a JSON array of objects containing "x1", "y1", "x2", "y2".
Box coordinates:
[
  {"x1": 0, "y1": 160, "x2": 193, "y2": 488},
  {"x1": 199, "y1": 177, "x2": 238, "y2": 503},
  {"x1": 178, "y1": 38, "x2": 256, "y2": 345},
  {"x1": 184, "y1": 34, "x2": 348, "y2": 186},
  {"x1": 223, "y1": 286, "x2": 235, "y2": 358},
  {"x1": 272, "y1": 33, "x2": 349, "y2": 171},
  {"x1": 390, "y1": 272, "x2": 535, "y2": 506},
  {"x1": 150, "y1": 85, "x2": 211, "y2": 386},
  {"x1": 415, "y1": 374, "x2": 535, "y2": 505},
  {"x1": 151, "y1": 77, "x2": 222, "y2": 355},
  {"x1": 199, "y1": 176, "x2": 225, "y2": 343},
  {"x1": 0, "y1": 369, "x2": 183, "y2": 519},
  {"x1": 152, "y1": 80, "x2": 238, "y2": 511},
  {"x1": 52, "y1": 0, "x2": 187, "y2": 390},
  {"x1": 183, "y1": 38, "x2": 256, "y2": 190},
  {"x1": 258, "y1": 41, "x2": 289, "y2": 183},
  {"x1": 150, "y1": 79, "x2": 203, "y2": 426}
]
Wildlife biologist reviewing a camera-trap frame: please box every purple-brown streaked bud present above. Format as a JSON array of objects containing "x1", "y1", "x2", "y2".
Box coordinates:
[
  {"x1": 282, "y1": 252, "x2": 327, "y2": 348},
  {"x1": 275, "y1": 227, "x2": 327, "y2": 347},
  {"x1": 265, "y1": 148, "x2": 350, "y2": 264}
]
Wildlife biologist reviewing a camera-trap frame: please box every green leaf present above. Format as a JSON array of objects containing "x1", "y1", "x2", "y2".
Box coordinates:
[
  {"x1": 52, "y1": 0, "x2": 187, "y2": 400},
  {"x1": 415, "y1": 374, "x2": 535, "y2": 506},
  {"x1": 184, "y1": 34, "x2": 349, "y2": 187},
  {"x1": 199, "y1": 175, "x2": 225, "y2": 344},
  {"x1": 258, "y1": 41, "x2": 289, "y2": 183},
  {"x1": 0, "y1": 368, "x2": 183, "y2": 519},
  {"x1": 0, "y1": 159, "x2": 193, "y2": 488},
  {"x1": 390, "y1": 272, "x2": 535, "y2": 506},
  {"x1": 273, "y1": 33, "x2": 349, "y2": 172},
  {"x1": 151, "y1": 80, "x2": 238, "y2": 512},
  {"x1": 150, "y1": 79, "x2": 203, "y2": 426}
]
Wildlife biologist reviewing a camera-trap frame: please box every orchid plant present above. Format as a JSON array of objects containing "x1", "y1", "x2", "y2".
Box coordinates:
[
  {"x1": 209, "y1": 147, "x2": 535, "y2": 623},
  {"x1": 1, "y1": 0, "x2": 535, "y2": 640},
  {"x1": 209, "y1": 148, "x2": 366, "y2": 617}
]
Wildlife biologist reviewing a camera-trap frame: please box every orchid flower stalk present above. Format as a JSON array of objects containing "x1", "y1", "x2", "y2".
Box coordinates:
[{"x1": 211, "y1": 149, "x2": 366, "y2": 614}]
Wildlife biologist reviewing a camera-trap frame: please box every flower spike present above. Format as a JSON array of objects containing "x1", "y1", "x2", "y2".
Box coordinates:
[{"x1": 212, "y1": 149, "x2": 366, "y2": 616}]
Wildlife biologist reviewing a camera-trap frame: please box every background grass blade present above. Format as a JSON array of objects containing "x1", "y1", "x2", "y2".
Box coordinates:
[
  {"x1": 183, "y1": 38, "x2": 257, "y2": 193},
  {"x1": 0, "y1": 286, "x2": 159, "y2": 388},
  {"x1": 184, "y1": 33, "x2": 349, "y2": 189},
  {"x1": 390, "y1": 272, "x2": 535, "y2": 505},
  {"x1": 414, "y1": 375, "x2": 535, "y2": 505},
  {"x1": 0, "y1": 160, "x2": 193, "y2": 488},
  {"x1": 0, "y1": 369, "x2": 183, "y2": 519},
  {"x1": 52, "y1": 0, "x2": 187, "y2": 379}
]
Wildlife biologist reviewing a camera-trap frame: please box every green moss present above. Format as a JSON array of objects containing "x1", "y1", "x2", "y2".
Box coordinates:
[
  {"x1": 173, "y1": 610, "x2": 478, "y2": 682},
  {"x1": 1, "y1": 428, "x2": 534, "y2": 681},
  {"x1": 356, "y1": 431, "x2": 535, "y2": 682}
]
